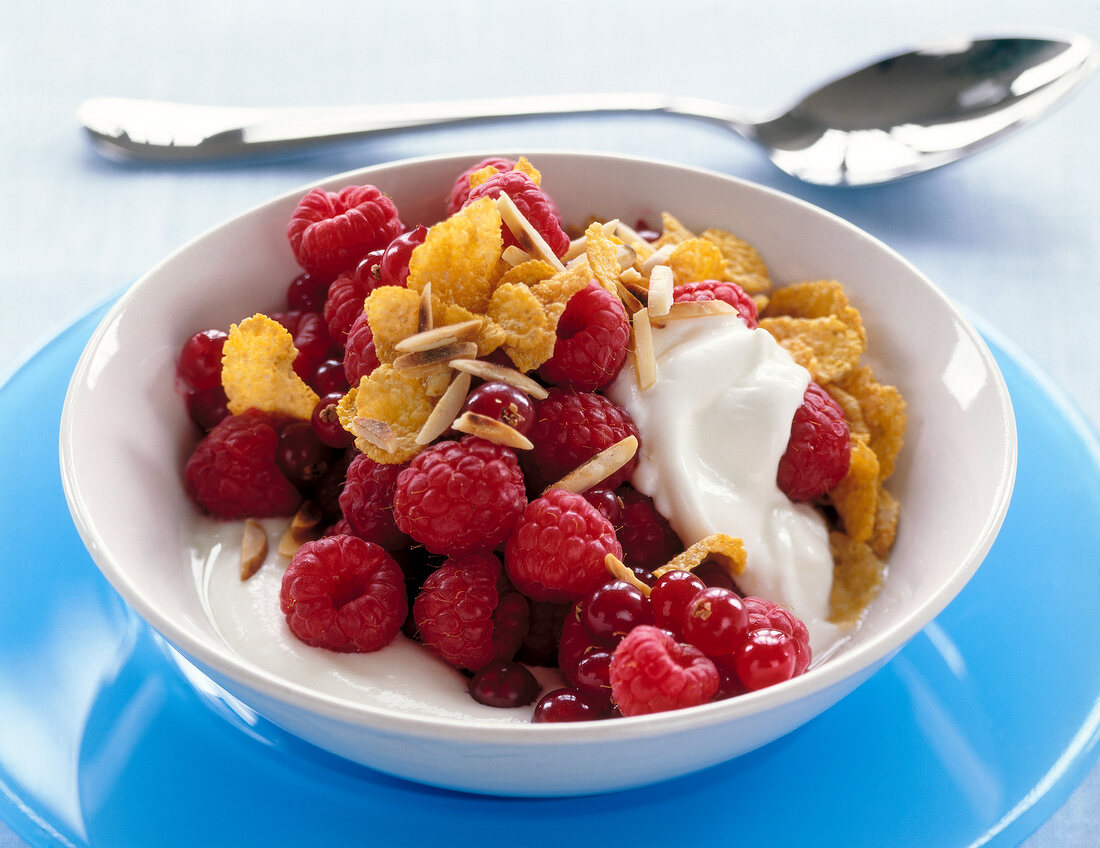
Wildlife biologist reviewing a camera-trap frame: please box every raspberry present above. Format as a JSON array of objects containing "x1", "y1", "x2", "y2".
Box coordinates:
[
  {"x1": 504, "y1": 488, "x2": 622, "y2": 603},
  {"x1": 287, "y1": 185, "x2": 404, "y2": 279},
  {"x1": 446, "y1": 157, "x2": 517, "y2": 214},
  {"x1": 279, "y1": 535, "x2": 406, "y2": 653},
  {"x1": 673, "y1": 280, "x2": 759, "y2": 328},
  {"x1": 184, "y1": 411, "x2": 302, "y2": 519},
  {"x1": 777, "y1": 381, "x2": 850, "y2": 501},
  {"x1": 412, "y1": 552, "x2": 528, "y2": 671},
  {"x1": 393, "y1": 436, "x2": 526, "y2": 557},
  {"x1": 526, "y1": 389, "x2": 640, "y2": 490},
  {"x1": 515, "y1": 600, "x2": 569, "y2": 666},
  {"x1": 464, "y1": 171, "x2": 570, "y2": 258},
  {"x1": 742, "y1": 596, "x2": 812, "y2": 674},
  {"x1": 323, "y1": 257, "x2": 392, "y2": 349},
  {"x1": 538, "y1": 281, "x2": 630, "y2": 391},
  {"x1": 608, "y1": 625, "x2": 719, "y2": 717},
  {"x1": 615, "y1": 487, "x2": 682, "y2": 570},
  {"x1": 342, "y1": 310, "x2": 380, "y2": 386},
  {"x1": 338, "y1": 453, "x2": 409, "y2": 550}
]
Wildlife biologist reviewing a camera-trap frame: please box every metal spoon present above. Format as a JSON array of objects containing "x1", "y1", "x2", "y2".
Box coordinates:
[{"x1": 77, "y1": 33, "x2": 1095, "y2": 186}]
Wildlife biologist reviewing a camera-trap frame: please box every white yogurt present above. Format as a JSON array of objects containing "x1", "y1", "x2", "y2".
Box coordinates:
[{"x1": 605, "y1": 312, "x2": 843, "y2": 656}]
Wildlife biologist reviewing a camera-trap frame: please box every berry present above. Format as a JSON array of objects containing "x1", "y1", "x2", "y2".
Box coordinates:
[
  {"x1": 527, "y1": 389, "x2": 640, "y2": 490},
  {"x1": 581, "y1": 486, "x2": 621, "y2": 526},
  {"x1": 608, "y1": 625, "x2": 719, "y2": 717},
  {"x1": 464, "y1": 170, "x2": 570, "y2": 258},
  {"x1": 285, "y1": 272, "x2": 329, "y2": 313},
  {"x1": 286, "y1": 184, "x2": 404, "y2": 279},
  {"x1": 681, "y1": 587, "x2": 749, "y2": 657},
  {"x1": 323, "y1": 266, "x2": 376, "y2": 349},
  {"x1": 339, "y1": 453, "x2": 409, "y2": 550},
  {"x1": 649, "y1": 570, "x2": 706, "y2": 637},
  {"x1": 539, "y1": 281, "x2": 629, "y2": 391},
  {"x1": 446, "y1": 157, "x2": 517, "y2": 214},
  {"x1": 271, "y1": 310, "x2": 336, "y2": 383},
  {"x1": 393, "y1": 436, "x2": 527, "y2": 557},
  {"x1": 742, "y1": 596, "x2": 812, "y2": 675},
  {"x1": 615, "y1": 487, "x2": 682, "y2": 571},
  {"x1": 313, "y1": 448, "x2": 354, "y2": 523},
  {"x1": 311, "y1": 392, "x2": 354, "y2": 449},
  {"x1": 777, "y1": 381, "x2": 850, "y2": 501},
  {"x1": 413, "y1": 552, "x2": 528, "y2": 671},
  {"x1": 378, "y1": 224, "x2": 428, "y2": 287},
  {"x1": 467, "y1": 661, "x2": 541, "y2": 708},
  {"x1": 735, "y1": 628, "x2": 799, "y2": 690},
  {"x1": 558, "y1": 602, "x2": 601, "y2": 687},
  {"x1": 279, "y1": 535, "x2": 406, "y2": 653},
  {"x1": 275, "y1": 420, "x2": 333, "y2": 489},
  {"x1": 504, "y1": 488, "x2": 622, "y2": 603},
  {"x1": 184, "y1": 411, "x2": 302, "y2": 519},
  {"x1": 343, "y1": 309, "x2": 380, "y2": 387},
  {"x1": 460, "y1": 381, "x2": 536, "y2": 436},
  {"x1": 673, "y1": 280, "x2": 759, "y2": 328},
  {"x1": 573, "y1": 649, "x2": 614, "y2": 703},
  {"x1": 309, "y1": 358, "x2": 349, "y2": 396},
  {"x1": 184, "y1": 384, "x2": 229, "y2": 431},
  {"x1": 515, "y1": 601, "x2": 569, "y2": 667},
  {"x1": 531, "y1": 687, "x2": 607, "y2": 722},
  {"x1": 580, "y1": 580, "x2": 653, "y2": 643},
  {"x1": 176, "y1": 329, "x2": 227, "y2": 391}
]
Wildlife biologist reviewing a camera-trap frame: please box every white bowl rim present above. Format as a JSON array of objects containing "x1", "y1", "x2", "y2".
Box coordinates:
[{"x1": 60, "y1": 149, "x2": 1017, "y2": 746}]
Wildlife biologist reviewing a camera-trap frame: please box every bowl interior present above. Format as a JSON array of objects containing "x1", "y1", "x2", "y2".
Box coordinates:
[{"x1": 60, "y1": 151, "x2": 1016, "y2": 737}]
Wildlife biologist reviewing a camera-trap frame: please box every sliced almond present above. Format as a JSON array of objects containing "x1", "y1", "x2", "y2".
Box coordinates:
[
  {"x1": 448, "y1": 358, "x2": 549, "y2": 400},
  {"x1": 417, "y1": 281, "x2": 433, "y2": 333},
  {"x1": 640, "y1": 242, "x2": 676, "y2": 275},
  {"x1": 415, "y1": 370, "x2": 472, "y2": 445},
  {"x1": 648, "y1": 265, "x2": 674, "y2": 318},
  {"x1": 543, "y1": 435, "x2": 639, "y2": 495},
  {"x1": 616, "y1": 243, "x2": 637, "y2": 271},
  {"x1": 632, "y1": 308, "x2": 657, "y2": 390},
  {"x1": 424, "y1": 371, "x2": 452, "y2": 398},
  {"x1": 502, "y1": 245, "x2": 533, "y2": 266},
  {"x1": 278, "y1": 501, "x2": 324, "y2": 558},
  {"x1": 240, "y1": 519, "x2": 268, "y2": 581},
  {"x1": 562, "y1": 235, "x2": 588, "y2": 263},
  {"x1": 394, "y1": 319, "x2": 483, "y2": 353},
  {"x1": 351, "y1": 416, "x2": 399, "y2": 454},
  {"x1": 604, "y1": 553, "x2": 652, "y2": 596},
  {"x1": 392, "y1": 340, "x2": 478, "y2": 376},
  {"x1": 619, "y1": 266, "x2": 644, "y2": 287},
  {"x1": 565, "y1": 251, "x2": 589, "y2": 270},
  {"x1": 660, "y1": 300, "x2": 737, "y2": 321},
  {"x1": 615, "y1": 279, "x2": 645, "y2": 315},
  {"x1": 451, "y1": 410, "x2": 533, "y2": 450},
  {"x1": 495, "y1": 193, "x2": 566, "y2": 271}
]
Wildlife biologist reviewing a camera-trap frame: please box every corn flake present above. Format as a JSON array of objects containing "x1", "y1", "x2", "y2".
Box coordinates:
[
  {"x1": 365, "y1": 285, "x2": 422, "y2": 364},
  {"x1": 337, "y1": 365, "x2": 435, "y2": 464},
  {"x1": 496, "y1": 258, "x2": 558, "y2": 289},
  {"x1": 829, "y1": 436, "x2": 880, "y2": 543},
  {"x1": 668, "y1": 237, "x2": 729, "y2": 285},
  {"x1": 869, "y1": 486, "x2": 900, "y2": 559},
  {"x1": 828, "y1": 531, "x2": 885, "y2": 624},
  {"x1": 651, "y1": 212, "x2": 695, "y2": 248},
  {"x1": 699, "y1": 228, "x2": 770, "y2": 286},
  {"x1": 221, "y1": 314, "x2": 319, "y2": 420},
  {"x1": 836, "y1": 365, "x2": 907, "y2": 481},
  {"x1": 487, "y1": 282, "x2": 559, "y2": 373},
  {"x1": 513, "y1": 155, "x2": 542, "y2": 185},
  {"x1": 436, "y1": 301, "x2": 508, "y2": 357},
  {"x1": 764, "y1": 280, "x2": 866, "y2": 346},
  {"x1": 584, "y1": 221, "x2": 623, "y2": 296},
  {"x1": 652, "y1": 534, "x2": 747, "y2": 581},
  {"x1": 759, "y1": 315, "x2": 865, "y2": 384}
]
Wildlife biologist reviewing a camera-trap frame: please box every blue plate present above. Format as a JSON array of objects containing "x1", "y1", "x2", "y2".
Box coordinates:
[{"x1": 1, "y1": 302, "x2": 1097, "y2": 848}]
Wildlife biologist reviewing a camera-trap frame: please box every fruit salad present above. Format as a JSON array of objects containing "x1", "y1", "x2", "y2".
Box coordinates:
[{"x1": 176, "y1": 156, "x2": 906, "y2": 721}]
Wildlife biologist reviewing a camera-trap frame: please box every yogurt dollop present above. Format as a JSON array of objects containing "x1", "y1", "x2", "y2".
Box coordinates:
[{"x1": 605, "y1": 312, "x2": 842, "y2": 655}]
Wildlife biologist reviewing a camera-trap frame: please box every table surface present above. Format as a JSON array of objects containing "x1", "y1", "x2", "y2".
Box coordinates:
[{"x1": 2, "y1": 1, "x2": 1097, "y2": 845}]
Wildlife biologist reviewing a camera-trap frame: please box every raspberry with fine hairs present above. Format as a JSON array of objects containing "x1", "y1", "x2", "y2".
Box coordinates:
[
  {"x1": 446, "y1": 156, "x2": 517, "y2": 215},
  {"x1": 463, "y1": 170, "x2": 570, "y2": 258},
  {"x1": 504, "y1": 488, "x2": 623, "y2": 603},
  {"x1": 609, "y1": 625, "x2": 720, "y2": 717},
  {"x1": 287, "y1": 184, "x2": 404, "y2": 279},
  {"x1": 615, "y1": 487, "x2": 682, "y2": 571},
  {"x1": 673, "y1": 280, "x2": 759, "y2": 328},
  {"x1": 338, "y1": 453, "x2": 409, "y2": 550},
  {"x1": 413, "y1": 552, "x2": 529, "y2": 671},
  {"x1": 526, "y1": 389, "x2": 640, "y2": 490},
  {"x1": 184, "y1": 410, "x2": 302, "y2": 519},
  {"x1": 342, "y1": 310, "x2": 380, "y2": 386},
  {"x1": 279, "y1": 535, "x2": 407, "y2": 653},
  {"x1": 539, "y1": 280, "x2": 630, "y2": 391},
  {"x1": 323, "y1": 257, "x2": 392, "y2": 349},
  {"x1": 742, "y1": 596, "x2": 812, "y2": 675},
  {"x1": 393, "y1": 436, "x2": 527, "y2": 557},
  {"x1": 777, "y1": 381, "x2": 850, "y2": 501}
]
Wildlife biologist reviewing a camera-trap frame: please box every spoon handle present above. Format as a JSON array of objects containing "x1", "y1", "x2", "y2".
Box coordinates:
[{"x1": 77, "y1": 94, "x2": 750, "y2": 162}]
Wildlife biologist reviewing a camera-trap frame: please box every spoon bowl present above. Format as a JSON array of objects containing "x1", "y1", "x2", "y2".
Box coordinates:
[{"x1": 77, "y1": 34, "x2": 1095, "y2": 186}]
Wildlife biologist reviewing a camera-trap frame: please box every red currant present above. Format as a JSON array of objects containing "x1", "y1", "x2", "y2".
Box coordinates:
[
  {"x1": 573, "y1": 648, "x2": 613, "y2": 704},
  {"x1": 276, "y1": 420, "x2": 334, "y2": 488},
  {"x1": 460, "y1": 381, "x2": 536, "y2": 436},
  {"x1": 581, "y1": 487, "x2": 621, "y2": 526},
  {"x1": 467, "y1": 661, "x2": 541, "y2": 708},
  {"x1": 311, "y1": 392, "x2": 354, "y2": 449},
  {"x1": 649, "y1": 570, "x2": 706, "y2": 637},
  {"x1": 176, "y1": 329, "x2": 227, "y2": 391},
  {"x1": 185, "y1": 384, "x2": 229, "y2": 431},
  {"x1": 286, "y1": 272, "x2": 329, "y2": 313},
  {"x1": 310, "y1": 358, "x2": 349, "y2": 396},
  {"x1": 531, "y1": 687, "x2": 606, "y2": 722},
  {"x1": 581, "y1": 580, "x2": 653, "y2": 644},
  {"x1": 681, "y1": 587, "x2": 748, "y2": 657},
  {"x1": 379, "y1": 224, "x2": 428, "y2": 287},
  {"x1": 735, "y1": 628, "x2": 799, "y2": 690}
]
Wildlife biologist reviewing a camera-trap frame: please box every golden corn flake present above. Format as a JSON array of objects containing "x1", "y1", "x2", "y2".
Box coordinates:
[
  {"x1": 513, "y1": 155, "x2": 541, "y2": 185},
  {"x1": 651, "y1": 211, "x2": 695, "y2": 248},
  {"x1": 584, "y1": 221, "x2": 623, "y2": 296},
  {"x1": 759, "y1": 315, "x2": 865, "y2": 384},
  {"x1": 764, "y1": 280, "x2": 866, "y2": 346},
  {"x1": 836, "y1": 365, "x2": 907, "y2": 481},
  {"x1": 869, "y1": 486, "x2": 900, "y2": 559},
  {"x1": 406, "y1": 196, "x2": 503, "y2": 314},
  {"x1": 652, "y1": 534, "x2": 747, "y2": 581},
  {"x1": 828, "y1": 532, "x2": 885, "y2": 624},
  {"x1": 668, "y1": 237, "x2": 729, "y2": 286},
  {"x1": 337, "y1": 365, "x2": 435, "y2": 464},
  {"x1": 487, "y1": 282, "x2": 559, "y2": 373},
  {"x1": 699, "y1": 227, "x2": 770, "y2": 285},
  {"x1": 365, "y1": 285, "x2": 422, "y2": 364},
  {"x1": 221, "y1": 314, "x2": 319, "y2": 420},
  {"x1": 823, "y1": 383, "x2": 871, "y2": 441},
  {"x1": 829, "y1": 436, "x2": 880, "y2": 543},
  {"x1": 496, "y1": 258, "x2": 558, "y2": 289},
  {"x1": 437, "y1": 301, "x2": 508, "y2": 357},
  {"x1": 467, "y1": 165, "x2": 501, "y2": 191}
]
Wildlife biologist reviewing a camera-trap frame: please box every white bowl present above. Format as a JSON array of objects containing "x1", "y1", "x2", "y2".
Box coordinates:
[{"x1": 60, "y1": 151, "x2": 1016, "y2": 796}]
